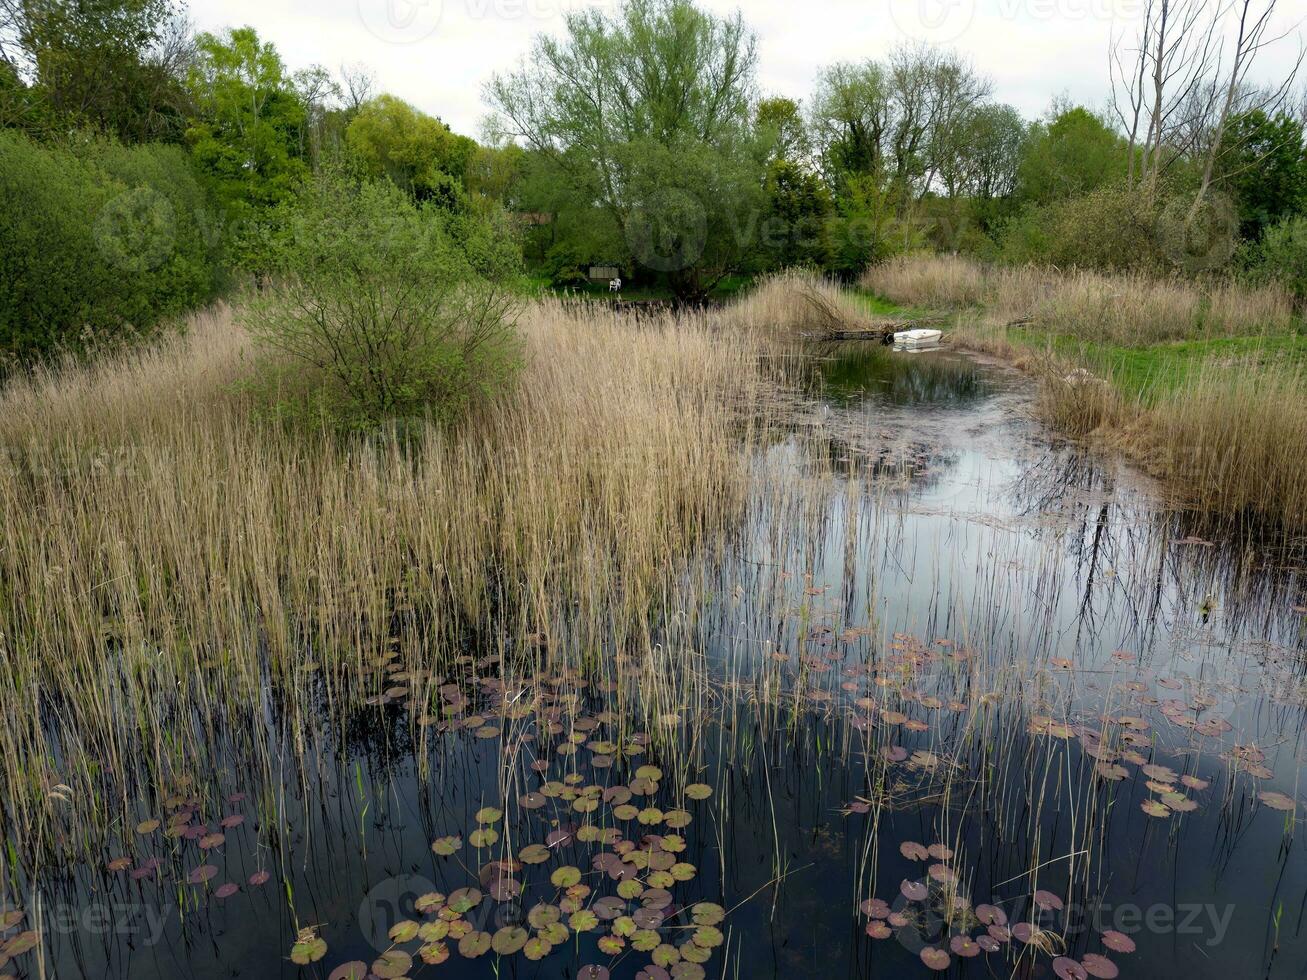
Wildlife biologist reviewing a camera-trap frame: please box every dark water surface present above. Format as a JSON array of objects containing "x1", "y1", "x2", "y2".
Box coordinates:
[{"x1": 9, "y1": 346, "x2": 1307, "y2": 980}]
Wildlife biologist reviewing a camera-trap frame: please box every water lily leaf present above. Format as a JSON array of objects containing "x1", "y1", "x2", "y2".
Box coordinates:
[
  {"x1": 491, "y1": 926, "x2": 528, "y2": 955},
  {"x1": 418, "y1": 921, "x2": 448, "y2": 942},
  {"x1": 570, "y1": 910, "x2": 599, "y2": 933},
  {"x1": 419, "y1": 941, "x2": 450, "y2": 965},
  {"x1": 431, "y1": 835, "x2": 462, "y2": 856},
  {"x1": 523, "y1": 936, "x2": 553, "y2": 960},
  {"x1": 328, "y1": 962, "x2": 369, "y2": 980},
  {"x1": 1101, "y1": 930, "x2": 1136, "y2": 953},
  {"x1": 520, "y1": 844, "x2": 551, "y2": 864},
  {"x1": 919, "y1": 947, "x2": 950, "y2": 971},
  {"x1": 899, "y1": 841, "x2": 929, "y2": 861},
  {"x1": 690, "y1": 903, "x2": 724, "y2": 926},
  {"x1": 389, "y1": 920, "x2": 419, "y2": 943},
  {"x1": 550, "y1": 866, "x2": 582, "y2": 888},
  {"x1": 1259, "y1": 791, "x2": 1296, "y2": 812},
  {"x1": 371, "y1": 949, "x2": 411, "y2": 977},
  {"x1": 1082, "y1": 953, "x2": 1120, "y2": 978},
  {"x1": 900, "y1": 880, "x2": 928, "y2": 901},
  {"x1": 528, "y1": 904, "x2": 561, "y2": 929},
  {"x1": 631, "y1": 929, "x2": 661, "y2": 952},
  {"x1": 692, "y1": 925, "x2": 723, "y2": 948},
  {"x1": 446, "y1": 887, "x2": 482, "y2": 915},
  {"x1": 1053, "y1": 957, "x2": 1089, "y2": 980},
  {"x1": 290, "y1": 936, "x2": 327, "y2": 965},
  {"x1": 457, "y1": 931, "x2": 491, "y2": 958}
]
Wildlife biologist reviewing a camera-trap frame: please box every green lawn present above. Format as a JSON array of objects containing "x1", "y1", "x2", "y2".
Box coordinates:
[{"x1": 1008, "y1": 330, "x2": 1307, "y2": 401}]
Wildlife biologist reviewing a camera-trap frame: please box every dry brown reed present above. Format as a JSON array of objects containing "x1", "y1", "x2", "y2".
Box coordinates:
[
  {"x1": 862, "y1": 255, "x2": 1306, "y2": 528},
  {"x1": 862, "y1": 254, "x2": 1297, "y2": 344},
  {"x1": 0, "y1": 296, "x2": 781, "y2": 857}
]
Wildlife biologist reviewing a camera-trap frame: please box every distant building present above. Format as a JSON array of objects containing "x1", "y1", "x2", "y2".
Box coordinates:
[{"x1": 589, "y1": 266, "x2": 621, "y2": 284}]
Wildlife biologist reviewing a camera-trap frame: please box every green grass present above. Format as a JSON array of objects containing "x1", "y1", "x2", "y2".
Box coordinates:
[
  {"x1": 849, "y1": 289, "x2": 921, "y2": 318},
  {"x1": 1008, "y1": 329, "x2": 1307, "y2": 401}
]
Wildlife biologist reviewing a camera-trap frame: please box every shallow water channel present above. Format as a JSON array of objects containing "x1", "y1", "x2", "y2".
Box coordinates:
[{"x1": 11, "y1": 345, "x2": 1307, "y2": 980}]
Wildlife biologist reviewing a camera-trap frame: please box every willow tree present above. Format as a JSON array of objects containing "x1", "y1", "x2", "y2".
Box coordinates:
[{"x1": 487, "y1": 0, "x2": 767, "y2": 299}]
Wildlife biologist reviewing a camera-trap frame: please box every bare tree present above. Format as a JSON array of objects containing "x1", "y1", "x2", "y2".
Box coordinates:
[
  {"x1": 1189, "y1": 0, "x2": 1304, "y2": 218},
  {"x1": 339, "y1": 62, "x2": 375, "y2": 114},
  {"x1": 1112, "y1": 0, "x2": 1223, "y2": 199}
]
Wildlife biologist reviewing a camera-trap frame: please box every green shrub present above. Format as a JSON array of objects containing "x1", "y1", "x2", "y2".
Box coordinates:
[
  {"x1": 245, "y1": 173, "x2": 523, "y2": 425},
  {"x1": 999, "y1": 184, "x2": 1169, "y2": 272},
  {"x1": 1244, "y1": 215, "x2": 1307, "y2": 300},
  {"x1": 0, "y1": 131, "x2": 219, "y2": 363}
]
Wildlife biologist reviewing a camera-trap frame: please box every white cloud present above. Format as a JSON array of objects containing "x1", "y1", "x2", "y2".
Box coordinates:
[{"x1": 188, "y1": 0, "x2": 1305, "y2": 135}]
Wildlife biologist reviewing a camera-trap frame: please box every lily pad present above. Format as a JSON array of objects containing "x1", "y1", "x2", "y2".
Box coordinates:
[
  {"x1": 290, "y1": 935, "x2": 327, "y2": 965},
  {"x1": 920, "y1": 947, "x2": 950, "y2": 971},
  {"x1": 1101, "y1": 930, "x2": 1136, "y2": 953},
  {"x1": 328, "y1": 962, "x2": 369, "y2": 980},
  {"x1": 371, "y1": 949, "x2": 412, "y2": 977},
  {"x1": 1082, "y1": 953, "x2": 1120, "y2": 978},
  {"x1": 457, "y1": 931, "x2": 491, "y2": 958},
  {"x1": 491, "y1": 926, "x2": 528, "y2": 954}
]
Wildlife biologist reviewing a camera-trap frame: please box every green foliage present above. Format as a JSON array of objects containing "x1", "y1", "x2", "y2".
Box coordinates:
[
  {"x1": 999, "y1": 184, "x2": 1167, "y2": 272},
  {"x1": 0, "y1": 129, "x2": 219, "y2": 362},
  {"x1": 185, "y1": 27, "x2": 310, "y2": 238},
  {"x1": 758, "y1": 159, "x2": 832, "y2": 270},
  {"x1": 244, "y1": 173, "x2": 522, "y2": 425},
  {"x1": 6, "y1": 0, "x2": 190, "y2": 142},
  {"x1": 1217, "y1": 111, "x2": 1307, "y2": 240},
  {"x1": 1244, "y1": 215, "x2": 1307, "y2": 299},
  {"x1": 345, "y1": 94, "x2": 474, "y2": 200},
  {"x1": 756, "y1": 97, "x2": 810, "y2": 164},
  {"x1": 489, "y1": 0, "x2": 764, "y2": 299},
  {"x1": 1016, "y1": 106, "x2": 1125, "y2": 207},
  {"x1": 825, "y1": 174, "x2": 921, "y2": 278}
]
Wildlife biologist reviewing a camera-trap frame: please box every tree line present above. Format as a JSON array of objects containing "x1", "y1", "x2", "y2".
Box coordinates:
[{"x1": 3, "y1": 0, "x2": 1306, "y2": 363}]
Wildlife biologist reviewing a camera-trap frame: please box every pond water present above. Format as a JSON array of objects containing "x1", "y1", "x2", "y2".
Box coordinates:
[{"x1": 6, "y1": 346, "x2": 1307, "y2": 980}]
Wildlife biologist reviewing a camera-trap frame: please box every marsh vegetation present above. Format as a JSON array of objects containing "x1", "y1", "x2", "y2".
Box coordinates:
[{"x1": 3, "y1": 1, "x2": 1307, "y2": 978}]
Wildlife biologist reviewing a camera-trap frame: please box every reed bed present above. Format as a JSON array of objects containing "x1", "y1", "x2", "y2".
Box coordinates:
[
  {"x1": 0, "y1": 297, "x2": 780, "y2": 860},
  {"x1": 861, "y1": 255, "x2": 1307, "y2": 528},
  {"x1": 861, "y1": 254, "x2": 1297, "y2": 344}
]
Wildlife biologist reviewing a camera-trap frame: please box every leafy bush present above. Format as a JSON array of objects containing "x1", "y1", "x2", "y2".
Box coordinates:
[
  {"x1": 999, "y1": 185, "x2": 1170, "y2": 273},
  {"x1": 0, "y1": 131, "x2": 219, "y2": 363},
  {"x1": 245, "y1": 173, "x2": 523, "y2": 425},
  {"x1": 1244, "y1": 215, "x2": 1307, "y2": 301}
]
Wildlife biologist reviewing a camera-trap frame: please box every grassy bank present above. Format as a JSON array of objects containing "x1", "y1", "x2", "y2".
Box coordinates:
[{"x1": 860, "y1": 255, "x2": 1307, "y2": 529}]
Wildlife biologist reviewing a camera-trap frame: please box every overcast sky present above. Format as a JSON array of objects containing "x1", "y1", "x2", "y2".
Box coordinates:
[{"x1": 188, "y1": 0, "x2": 1304, "y2": 137}]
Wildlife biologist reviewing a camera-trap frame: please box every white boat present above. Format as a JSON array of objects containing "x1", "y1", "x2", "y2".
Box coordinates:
[{"x1": 892, "y1": 328, "x2": 944, "y2": 349}]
